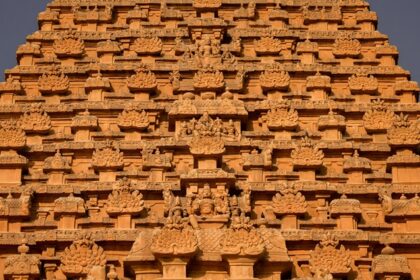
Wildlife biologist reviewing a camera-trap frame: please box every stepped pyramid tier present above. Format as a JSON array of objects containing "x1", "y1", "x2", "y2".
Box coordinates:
[{"x1": 0, "y1": 0, "x2": 419, "y2": 279}]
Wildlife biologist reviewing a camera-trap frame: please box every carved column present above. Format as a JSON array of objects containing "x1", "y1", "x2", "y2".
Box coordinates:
[
  {"x1": 0, "y1": 77, "x2": 23, "y2": 104},
  {"x1": 71, "y1": 110, "x2": 98, "y2": 141},
  {"x1": 343, "y1": 150, "x2": 372, "y2": 184},
  {"x1": 306, "y1": 72, "x2": 331, "y2": 101},
  {"x1": 242, "y1": 149, "x2": 272, "y2": 182},
  {"x1": 317, "y1": 109, "x2": 346, "y2": 140},
  {"x1": 296, "y1": 39, "x2": 318, "y2": 65},
  {"x1": 330, "y1": 194, "x2": 362, "y2": 230},
  {"x1": 43, "y1": 150, "x2": 72, "y2": 185},
  {"x1": 85, "y1": 72, "x2": 111, "y2": 101},
  {"x1": 53, "y1": 193, "x2": 85, "y2": 229},
  {"x1": 142, "y1": 149, "x2": 172, "y2": 182},
  {"x1": 97, "y1": 40, "x2": 121, "y2": 64},
  {"x1": 394, "y1": 80, "x2": 419, "y2": 104}
]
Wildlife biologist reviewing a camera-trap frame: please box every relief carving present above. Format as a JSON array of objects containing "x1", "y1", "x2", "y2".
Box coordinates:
[
  {"x1": 38, "y1": 69, "x2": 70, "y2": 94},
  {"x1": 332, "y1": 34, "x2": 361, "y2": 57},
  {"x1": 254, "y1": 37, "x2": 283, "y2": 55},
  {"x1": 127, "y1": 65, "x2": 157, "y2": 92},
  {"x1": 20, "y1": 103, "x2": 51, "y2": 133},
  {"x1": 264, "y1": 102, "x2": 299, "y2": 131},
  {"x1": 0, "y1": 119, "x2": 26, "y2": 149},
  {"x1": 260, "y1": 64, "x2": 290, "y2": 91},
  {"x1": 60, "y1": 234, "x2": 107, "y2": 277},
  {"x1": 387, "y1": 113, "x2": 420, "y2": 146},
  {"x1": 363, "y1": 99, "x2": 396, "y2": 132},
  {"x1": 348, "y1": 72, "x2": 378, "y2": 93},
  {"x1": 92, "y1": 141, "x2": 124, "y2": 170},
  {"x1": 117, "y1": 105, "x2": 150, "y2": 131},
  {"x1": 4, "y1": 241, "x2": 40, "y2": 277},
  {"x1": 53, "y1": 33, "x2": 85, "y2": 57},
  {"x1": 131, "y1": 36, "x2": 163, "y2": 55},
  {"x1": 291, "y1": 136, "x2": 324, "y2": 168},
  {"x1": 193, "y1": 69, "x2": 225, "y2": 92},
  {"x1": 106, "y1": 178, "x2": 145, "y2": 215},
  {"x1": 271, "y1": 187, "x2": 307, "y2": 215}
]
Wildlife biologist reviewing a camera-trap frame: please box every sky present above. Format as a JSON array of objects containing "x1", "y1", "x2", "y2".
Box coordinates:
[{"x1": 0, "y1": 0, "x2": 419, "y2": 82}]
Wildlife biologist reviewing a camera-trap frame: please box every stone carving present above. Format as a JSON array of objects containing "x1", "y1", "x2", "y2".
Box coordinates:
[
  {"x1": 271, "y1": 187, "x2": 307, "y2": 215},
  {"x1": 44, "y1": 150, "x2": 72, "y2": 172},
  {"x1": 260, "y1": 64, "x2": 290, "y2": 91},
  {"x1": 60, "y1": 234, "x2": 107, "y2": 276},
  {"x1": 387, "y1": 113, "x2": 420, "y2": 146},
  {"x1": 291, "y1": 136, "x2": 324, "y2": 168},
  {"x1": 193, "y1": 0, "x2": 222, "y2": 9},
  {"x1": 131, "y1": 36, "x2": 163, "y2": 55},
  {"x1": 372, "y1": 245, "x2": 411, "y2": 277},
  {"x1": 254, "y1": 37, "x2": 283, "y2": 55},
  {"x1": 306, "y1": 71, "x2": 331, "y2": 90},
  {"x1": 264, "y1": 102, "x2": 299, "y2": 130},
  {"x1": 127, "y1": 65, "x2": 157, "y2": 92},
  {"x1": 179, "y1": 112, "x2": 239, "y2": 154},
  {"x1": 363, "y1": 99, "x2": 396, "y2": 132},
  {"x1": 4, "y1": 240, "x2": 40, "y2": 277},
  {"x1": 38, "y1": 70, "x2": 70, "y2": 94},
  {"x1": 193, "y1": 69, "x2": 225, "y2": 91},
  {"x1": 0, "y1": 119, "x2": 26, "y2": 149},
  {"x1": 54, "y1": 193, "x2": 85, "y2": 215},
  {"x1": 0, "y1": 1, "x2": 419, "y2": 279},
  {"x1": 53, "y1": 33, "x2": 85, "y2": 57},
  {"x1": 106, "y1": 178, "x2": 145, "y2": 215},
  {"x1": 348, "y1": 72, "x2": 378, "y2": 93},
  {"x1": 117, "y1": 105, "x2": 150, "y2": 131},
  {"x1": 151, "y1": 198, "x2": 198, "y2": 256},
  {"x1": 332, "y1": 34, "x2": 361, "y2": 57},
  {"x1": 20, "y1": 103, "x2": 51, "y2": 133},
  {"x1": 0, "y1": 77, "x2": 23, "y2": 93},
  {"x1": 309, "y1": 234, "x2": 352, "y2": 275},
  {"x1": 92, "y1": 141, "x2": 124, "y2": 170},
  {"x1": 186, "y1": 184, "x2": 230, "y2": 218},
  {"x1": 220, "y1": 209, "x2": 265, "y2": 257},
  {"x1": 71, "y1": 109, "x2": 98, "y2": 129}
]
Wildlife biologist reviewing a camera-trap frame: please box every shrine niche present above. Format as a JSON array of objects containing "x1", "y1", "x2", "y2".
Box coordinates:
[{"x1": 0, "y1": 0, "x2": 418, "y2": 279}]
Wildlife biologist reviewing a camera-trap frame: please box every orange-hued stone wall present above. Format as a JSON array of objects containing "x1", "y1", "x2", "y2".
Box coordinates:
[{"x1": 0, "y1": 0, "x2": 419, "y2": 279}]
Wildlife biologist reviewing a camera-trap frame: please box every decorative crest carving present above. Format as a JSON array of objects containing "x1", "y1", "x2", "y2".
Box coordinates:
[
  {"x1": 193, "y1": 0, "x2": 222, "y2": 9},
  {"x1": 291, "y1": 136, "x2": 324, "y2": 168},
  {"x1": 264, "y1": 102, "x2": 298, "y2": 130},
  {"x1": 38, "y1": 69, "x2": 70, "y2": 94},
  {"x1": 92, "y1": 141, "x2": 124, "y2": 170},
  {"x1": 71, "y1": 109, "x2": 98, "y2": 129},
  {"x1": 254, "y1": 37, "x2": 283, "y2": 55},
  {"x1": 348, "y1": 72, "x2": 378, "y2": 93},
  {"x1": 193, "y1": 69, "x2": 225, "y2": 91},
  {"x1": 132, "y1": 36, "x2": 163, "y2": 55},
  {"x1": 332, "y1": 34, "x2": 361, "y2": 57},
  {"x1": 260, "y1": 64, "x2": 290, "y2": 91},
  {"x1": 363, "y1": 99, "x2": 396, "y2": 132},
  {"x1": 20, "y1": 103, "x2": 51, "y2": 133},
  {"x1": 387, "y1": 113, "x2": 420, "y2": 146},
  {"x1": 220, "y1": 209, "x2": 265, "y2": 257},
  {"x1": 53, "y1": 33, "x2": 85, "y2": 57},
  {"x1": 186, "y1": 184, "x2": 230, "y2": 218},
  {"x1": 309, "y1": 234, "x2": 352, "y2": 275},
  {"x1": 127, "y1": 65, "x2": 157, "y2": 91},
  {"x1": 106, "y1": 178, "x2": 145, "y2": 215},
  {"x1": 271, "y1": 187, "x2": 307, "y2": 215},
  {"x1": 117, "y1": 105, "x2": 150, "y2": 131},
  {"x1": 0, "y1": 119, "x2": 26, "y2": 149},
  {"x1": 44, "y1": 150, "x2": 72, "y2": 172},
  {"x1": 60, "y1": 234, "x2": 107, "y2": 276},
  {"x1": 151, "y1": 198, "x2": 198, "y2": 256}
]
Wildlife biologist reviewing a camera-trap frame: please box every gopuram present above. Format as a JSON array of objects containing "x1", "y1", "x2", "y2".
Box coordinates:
[{"x1": 0, "y1": 0, "x2": 419, "y2": 279}]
